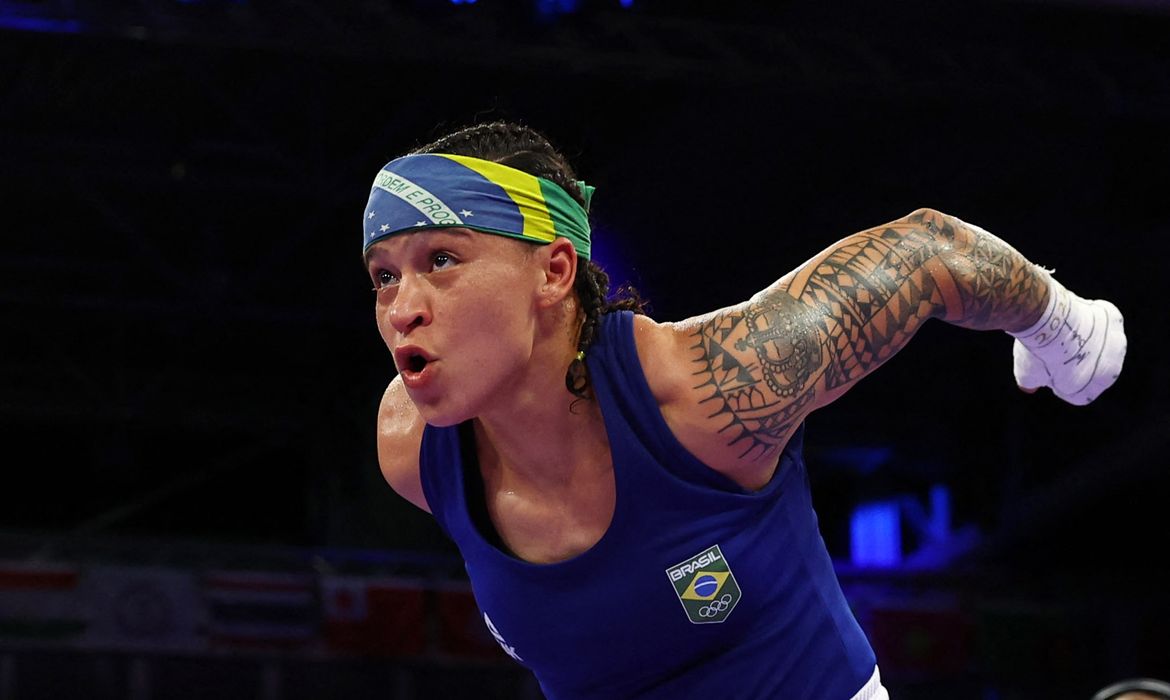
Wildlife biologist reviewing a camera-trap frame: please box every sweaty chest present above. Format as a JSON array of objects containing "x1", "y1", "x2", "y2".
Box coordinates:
[{"x1": 477, "y1": 461, "x2": 616, "y2": 565}]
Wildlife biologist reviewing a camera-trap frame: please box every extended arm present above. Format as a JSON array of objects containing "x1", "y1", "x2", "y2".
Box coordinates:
[{"x1": 674, "y1": 208, "x2": 1122, "y2": 466}]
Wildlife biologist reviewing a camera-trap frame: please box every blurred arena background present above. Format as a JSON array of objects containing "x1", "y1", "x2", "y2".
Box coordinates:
[{"x1": 1, "y1": 0, "x2": 1168, "y2": 697}]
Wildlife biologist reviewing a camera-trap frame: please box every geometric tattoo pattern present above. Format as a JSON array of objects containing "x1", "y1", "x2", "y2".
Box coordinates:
[{"x1": 687, "y1": 209, "x2": 1049, "y2": 462}]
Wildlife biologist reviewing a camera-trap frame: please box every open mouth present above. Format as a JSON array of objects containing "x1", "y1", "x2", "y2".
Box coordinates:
[
  {"x1": 406, "y1": 354, "x2": 428, "y2": 373},
  {"x1": 394, "y1": 347, "x2": 434, "y2": 378}
]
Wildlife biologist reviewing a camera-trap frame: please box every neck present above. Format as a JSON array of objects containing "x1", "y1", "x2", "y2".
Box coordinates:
[{"x1": 472, "y1": 345, "x2": 608, "y2": 489}]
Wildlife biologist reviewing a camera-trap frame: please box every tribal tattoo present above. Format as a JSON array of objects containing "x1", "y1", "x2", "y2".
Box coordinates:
[{"x1": 687, "y1": 209, "x2": 1049, "y2": 461}]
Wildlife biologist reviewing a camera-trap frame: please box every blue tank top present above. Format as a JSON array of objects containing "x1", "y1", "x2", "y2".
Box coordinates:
[{"x1": 419, "y1": 311, "x2": 877, "y2": 700}]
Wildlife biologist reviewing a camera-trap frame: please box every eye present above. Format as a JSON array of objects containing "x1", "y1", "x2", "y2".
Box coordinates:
[
  {"x1": 431, "y1": 252, "x2": 456, "y2": 271},
  {"x1": 371, "y1": 268, "x2": 399, "y2": 289}
]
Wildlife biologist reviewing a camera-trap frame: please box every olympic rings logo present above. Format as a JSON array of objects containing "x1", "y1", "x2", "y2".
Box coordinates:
[{"x1": 697, "y1": 593, "x2": 735, "y2": 618}]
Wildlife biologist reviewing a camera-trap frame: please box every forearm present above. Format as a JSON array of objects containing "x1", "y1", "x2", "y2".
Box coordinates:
[{"x1": 911, "y1": 208, "x2": 1051, "y2": 333}]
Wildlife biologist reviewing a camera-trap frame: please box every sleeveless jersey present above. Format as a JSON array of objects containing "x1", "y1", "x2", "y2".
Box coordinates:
[{"x1": 419, "y1": 311, "x2": 882, "y2": 700}]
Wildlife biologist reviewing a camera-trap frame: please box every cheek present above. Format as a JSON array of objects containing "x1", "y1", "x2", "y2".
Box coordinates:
[
  {"x1": 374, "y1": 301, "x2": 394, "y2": 349},
  {"x1": 452, "y1": 277, "x2": 536, "y2": 354},
  {"x1": 459, "y1": 297, "x2": 531, "y2": 350}
]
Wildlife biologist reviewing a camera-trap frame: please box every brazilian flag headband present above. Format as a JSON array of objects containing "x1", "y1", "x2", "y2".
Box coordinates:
[{"x1": 362, "y1": 153, "x2": 594, "y2": 259}]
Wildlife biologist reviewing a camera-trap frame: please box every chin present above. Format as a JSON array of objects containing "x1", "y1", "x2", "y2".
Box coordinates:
[
  {"x1": 411, "y1": 395, "x2": 478, "y2": 428},
  {"x1": 406, "y1": 365, "x2": 509, "y2": 427},
  {"x1": 418, "y1": 412, "x2": 463, "y2": 428}
]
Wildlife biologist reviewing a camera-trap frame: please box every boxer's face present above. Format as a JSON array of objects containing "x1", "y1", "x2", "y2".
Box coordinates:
[{"x1": 366, "y1": 228, "x2": 548, "y2": 425}]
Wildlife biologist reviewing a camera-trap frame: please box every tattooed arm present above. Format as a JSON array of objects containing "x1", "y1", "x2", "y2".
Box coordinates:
[{"x1": 636, "y1": 208, "x2": 1053, "y2": 489}]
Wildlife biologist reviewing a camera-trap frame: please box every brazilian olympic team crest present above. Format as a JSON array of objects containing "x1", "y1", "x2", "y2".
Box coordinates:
[{"x1": 665, "y1": 544, "x2": 741, "y2": 624}]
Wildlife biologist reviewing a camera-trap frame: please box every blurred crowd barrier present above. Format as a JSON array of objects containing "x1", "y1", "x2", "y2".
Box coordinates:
[
  {"x1": 1, "y1": 532, "x2": 1167, "y2": 699},
  {"x1": 0, "y1": 532, "x2": 543, "y2": 699},
  {"x1": 0, "y1": 562, "x2": 510, "y2": 661}
]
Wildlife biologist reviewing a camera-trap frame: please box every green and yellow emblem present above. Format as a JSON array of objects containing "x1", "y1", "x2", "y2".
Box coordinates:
[{"x1": 665, "y1": 544, "x2": 741, "y2": 624}]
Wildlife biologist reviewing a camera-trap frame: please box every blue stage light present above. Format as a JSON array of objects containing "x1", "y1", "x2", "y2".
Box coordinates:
[
  {"x1": 850, "y1": 501, "x2": 901, "y2": 568},
  {"x1": 0, "y1": 14, "x2": 82, "y2": 34},
  {"x1": 535, "y1": 0, "x2": 581, "y2": 19}
]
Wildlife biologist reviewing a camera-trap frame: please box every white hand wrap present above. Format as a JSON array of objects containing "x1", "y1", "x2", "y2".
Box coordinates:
[{"x1": 1009, "y1": 270, "x2": 1126, "y2": 405}]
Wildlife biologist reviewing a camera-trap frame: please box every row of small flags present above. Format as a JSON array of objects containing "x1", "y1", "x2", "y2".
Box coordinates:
[
  {"x1": 3, "y1": 561, "x2": 1119, "y2": 676},
  {"x1": 0, "y1": 562, "x2": 506, "y2": 660}
]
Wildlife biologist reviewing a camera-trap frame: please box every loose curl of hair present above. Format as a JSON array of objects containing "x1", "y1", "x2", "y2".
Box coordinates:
[{"x1": 409, "y1": 121, "x2": 647, "y2": 403}]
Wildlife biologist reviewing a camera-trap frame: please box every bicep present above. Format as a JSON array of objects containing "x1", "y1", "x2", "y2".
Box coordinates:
[{"x1": 377, "y1": 377, "x2": 430, "y2": 513}]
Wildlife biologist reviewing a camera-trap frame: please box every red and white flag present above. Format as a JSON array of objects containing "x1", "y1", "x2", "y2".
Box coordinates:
[
  {"x1": 0, "y1": 562, "x2": 87, "y2": 646},
  {"x1": 321, "y1": 575, "x2": 425, "y2": 657}
]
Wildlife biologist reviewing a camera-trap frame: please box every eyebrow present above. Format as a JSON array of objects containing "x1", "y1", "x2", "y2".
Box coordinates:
[{"x1": 361, "y1": 228, "x2": 474, "y2": 266}]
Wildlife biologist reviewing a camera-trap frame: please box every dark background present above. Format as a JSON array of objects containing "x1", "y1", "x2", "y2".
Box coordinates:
[{"x1": 2, "y1": 0, "x2": 1168, "y2": 695}]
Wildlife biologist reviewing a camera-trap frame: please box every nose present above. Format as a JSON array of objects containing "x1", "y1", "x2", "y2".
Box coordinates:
[{"x1": 386, "y1": 275, "x2": 432, "y2": 334}]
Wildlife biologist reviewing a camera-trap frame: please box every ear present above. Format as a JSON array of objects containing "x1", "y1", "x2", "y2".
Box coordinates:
[{"x1": 535, "y1": 237, "x2": 579, "y2": 308}]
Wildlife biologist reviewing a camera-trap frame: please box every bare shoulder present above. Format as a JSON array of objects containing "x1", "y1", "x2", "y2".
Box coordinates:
[
  {"x1": 631, "y1": 314, "x2": 695, "y2": 404},
  {"x1": 377, "y1": 376, "x2": 429, "y2": 512},
  {"x1": 631, "y1": 312, "x2": 786, "y2": 490}
]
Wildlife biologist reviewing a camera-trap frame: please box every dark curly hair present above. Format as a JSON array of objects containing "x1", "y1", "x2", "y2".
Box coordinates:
[{"x1": 409, "y1": 120, "x2": 646, "y2": 402}]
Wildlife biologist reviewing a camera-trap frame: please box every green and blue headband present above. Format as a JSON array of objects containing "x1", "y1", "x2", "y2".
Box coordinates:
[{"x1": 362, "y1": 153, "x2": 594, "y2": 259}]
